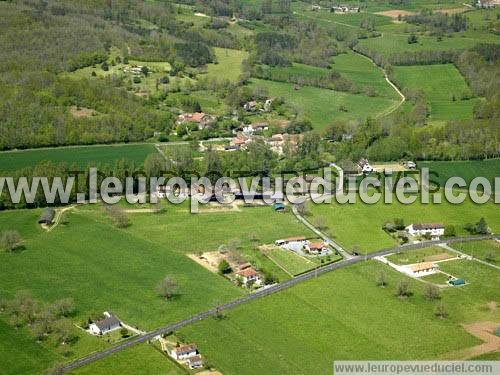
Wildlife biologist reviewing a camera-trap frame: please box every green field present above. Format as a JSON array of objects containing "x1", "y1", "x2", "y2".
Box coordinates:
[
  {"x1": 178, "y1": 260, "x2": 499, "y2": 374},
  {"x1": 418, "y1": 159, "x2": 500, "y2": 187},
  {"x1": 453, "y1": 240, "x2": 500, "y2": 263},
  {"x1": 0, "y1": 144, "x2": 157, "y2": 171},
  {"x1": 0, "y1": 318, "x2": 59, "y2": 375},
  {"x1": 420, "y1": 272, "x2": 451, "y2": 285},
  {"x1": 206, "y1": 47, "x2": 249, "y2": 82},
  {"x1": 73, "y1": 344, "x2": 182, "y2": 375},
  {"x1": 308, "y1": 192, "x2": 500, "y2": 253},
  {"x1": 0, "y1": 203, "x2": 313, "y2": 373},
  {"x1": 332, "y1": 51, "x2": 398, "y2": 99},
  {"x1": 393, "y1": 64, "x2": 476, "y2": 121},
  {"x1": 249, "y1": 79, "x2": 398, "y2": 129},
  {"x1": 357, "y1": 33, "x2": 496, "y2": 58},
  {"x1": 266, "y1": 247, "x2": 317, "y2": 275},
  {"x1": 386, "y1": 247, "x2": 454, "y2": 265}
]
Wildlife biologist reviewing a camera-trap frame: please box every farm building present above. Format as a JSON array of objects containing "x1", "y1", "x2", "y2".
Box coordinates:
[
  {"x1": 449, "y1": 278, "x2": 466, "y2": 286},
  {"x1": 358, "y1": 159, "x2": 374, "y2": 173},
  {"x1": 273, "y1": 202, "x2": 285, "y2": 212},
  {"x1": 187, "y1": 355, "x2": 204, "y2": 369},
  {"x1": 89, "y1": 313, "x2": 121, "y2": 335},
  {"x1": 410, "y1": 262, "x2": 437, "y2": 276},
  {"x1": 406, "y1": 223, "x2": 445, "y2": 238},
  {"x1": 38, "y1": 208, "x2": 55, "y2": 225},
  {"x1": 275, "y1": 236, "x2": 307, "y2": 246},
  {"x1": 170, "y1": 344, "x2": 199, "y2": 361},
  {"x1": 476, "y1": 0, "x2": 500, "y2": 8},
  {"x1": 236, "y1": 267, "x2": 261, "y2": 286}
]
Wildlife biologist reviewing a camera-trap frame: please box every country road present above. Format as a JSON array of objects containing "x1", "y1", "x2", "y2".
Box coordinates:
[{"x1": 62, "y1": 234, "x2": 498, "y2": 372}]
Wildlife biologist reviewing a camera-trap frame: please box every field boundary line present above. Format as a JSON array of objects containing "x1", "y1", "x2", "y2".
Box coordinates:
[{"x1": 264, "y1": 252, "x2": 295, "y2": 277}]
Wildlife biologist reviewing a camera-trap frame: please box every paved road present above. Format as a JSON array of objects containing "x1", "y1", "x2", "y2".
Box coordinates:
[{"x1": 62, "y1": 234, "x2": 498, "y2": 372}]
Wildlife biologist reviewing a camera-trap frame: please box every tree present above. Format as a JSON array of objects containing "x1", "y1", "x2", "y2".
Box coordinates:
[
  {"x1": 424, "y1": 283, "x2": 441, "y2": 300},
  {"x1": 0, "y1": 230, "x2": 23, "y2": 252},
  {"x1": 393, "y1": 218, "x2": 405, "y2": 230},
  {"x1": 53, "y1": 319, "x2": 77, "y2": 345},
  {"x1": 120, "y1": 327, "x2": 129, "y2": 338},
  {"x1": 476, "y1": 217, "x2": 489, "y2": 234},
  {"x1": 51, "y1": 298, "x2": 75, "y2": 318},
  {"x1": 144, "y1": 153, "x2": 166, "y2": 178},
  {"x1": 484, "y1": 250, "x2": 496, "y2": 263},
  {"x1": 395, "y1": 279, "x2": 411, "y2": 298},
  {"x1": 218, "y1": 260, "x2": 232, "y2": 275},
  {"x1": 156, "y1": 276, "x2": 178, "y2": 300},
  {"x1": 434, "y1": 302, "x2": 448, "y2": 318},
  {"x1": 44, "y1": 364, "x2": 65, "y2": 375},
  {"x1": 313, "y1": 216, "x2": 327, "y2": 231},
  {"x1": 101, "y1": 62, "x2": 109, "y2": 71},
  {"x1": 376, "y1": 271, "x2": 387, "y2": 287},
  {"x1": 104, "y1": 205, "x2": 130, "y2": 228},
  {"x1": 444, "y1": 225, "x2": 456, "y2": 237},
  {"x1": 407, "y1": 34, "x2": 418, "y2": 44},
  {"x1": 141, "y1": 66, "x2": 149, "y2": 76}
]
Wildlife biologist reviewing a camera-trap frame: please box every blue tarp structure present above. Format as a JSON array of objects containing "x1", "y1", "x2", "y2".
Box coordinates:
[{"x1": 449, "y1": 278, "x2": 465, "y2": 286}]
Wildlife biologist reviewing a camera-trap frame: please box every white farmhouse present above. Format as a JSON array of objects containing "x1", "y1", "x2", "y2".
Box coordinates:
[
  {"x1": 89, "y1": 312, "x2": 121, "y2": 335},
  {"x1": 170, "y1": 344, "x2": 199, "y2": 361},
  {"x1": 406, "y1": 223, "x2": 445, "y2": 238},
  {"x1": 236, "y1": 267, "x2": 262, "y2": 286}
]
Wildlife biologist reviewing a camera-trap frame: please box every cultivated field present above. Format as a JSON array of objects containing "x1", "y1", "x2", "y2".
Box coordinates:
[
  {"x1": 178, "y1": 260, "x2": 499, "y2": 374},
  {"x1": 0, "y1": 144, "x2": 157, "y2": 171},
  {"x1": 249, "y1": 79, "x2": 398, "y2": 129},
  {"x1": 393, "y1": 64, "x2": 476, "y2": 121},
  {"x1": 418, "y1": 159, "x2": 500, "y2": 187}
]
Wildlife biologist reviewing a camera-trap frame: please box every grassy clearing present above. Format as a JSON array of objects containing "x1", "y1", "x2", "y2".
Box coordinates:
[
  {"x1": 357, "y1": 33, "x2": 494, "y2": 58},
  {"x1": 266, "y1": 247, "x2": 316, "y2": 276},
  {"x1": 332, "y1": 51, "x2": 398, "y2": 99},
  {"x1": 420, "y1": 272, "x2": 451, "y2": 285},
  {"x1": 393, "y1": 64, "x2": 476, "y2": 121},
  {"x1": 73, "y1": 344, "x2": 182, "y2": 375},
  {"x1": 307, "y1": 192, "x2": 500, "y2": 253},
  {"x1": 453, "y1": 240, "x2": 500, "y2": 263},
  {"x1": 206, "y1": 47, "x2": 249, "y2": 82},
  {"x1": 386, "y1": 247, "x2": 454, "y2": 265},
  {"x1": 418, "y1": 159, "x2": 500, "y2": 187},
  {"x1": 249, "y1": 79, "x2": 397, "y2": 129},
  {"x1": 179, "y1": 260, "x2": 499, "y2": 374},
  {"x1": 0, "y1": 143, "x2": 157, "y2": 171}
]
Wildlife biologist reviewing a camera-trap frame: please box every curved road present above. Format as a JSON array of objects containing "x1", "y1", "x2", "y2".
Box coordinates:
[{"x1": 63, "y1": 234, "x2": 498, "y2": 372}]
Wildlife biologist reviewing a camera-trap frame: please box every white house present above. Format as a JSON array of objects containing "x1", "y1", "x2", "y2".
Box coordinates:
[
  {"x1": 236, "y1": 267, "x2": 261, "y2": 286},
  {"x1": 405, "y1": 161, "x2": 416, "y2": 170},
  {"x1": 358, "y1": 159, "x2": 375, "y2": 173},
  {"x1": 306, "y1": 241, "x2": 329, "y2": 256},
  {"x1": 406, "y1": 223, "x2": 445, "y2": 238},
  {"x1": 170, "y1": 344, "x2": 199, "y2": 361},
  {"x1": 409, "y1": 262, "x2": 437, "y2": 277},
  {"x1": 89, "y1": 312, "x2": 121, "y2": 335}
]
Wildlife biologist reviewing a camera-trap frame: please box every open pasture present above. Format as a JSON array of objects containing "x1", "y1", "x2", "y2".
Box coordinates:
[
  {"x1": 307, "y1": 192, "x2": 500, "y2": 253},
  {"x1": 249, "y1": 79, "x2": 398, "y2": 129},
  {"x1": 0, "y1": 143, "x2": 157, "y2": 171},
  {"x1": 393, "y1": 64, "x2": 476, "y2": 121},
  {"x1": 179, "y1": 259, "x2": 499, "y2": 374}
]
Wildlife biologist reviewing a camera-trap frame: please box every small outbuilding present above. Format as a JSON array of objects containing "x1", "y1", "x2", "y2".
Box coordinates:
[
  {"x1": 38, "y1": 208, "x2": 55, "y2": 225},
  {"x1": 449, "y1": 278, "x2": 466, "y2": 286}
]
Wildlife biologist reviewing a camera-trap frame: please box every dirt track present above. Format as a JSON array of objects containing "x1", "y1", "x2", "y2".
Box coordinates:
[{"x1": 443, "y1": 321, "x2": 500, "y2": 359}]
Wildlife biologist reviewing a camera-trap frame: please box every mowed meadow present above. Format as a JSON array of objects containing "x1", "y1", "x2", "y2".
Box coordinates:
[
  {"x1": 418, "y1": 159, "x2": 500, "y2": 187},
  {"x1": 393, "y1": 64, "x2": 477, "y2": 121},
  {"x1": 0, "y1": 203, "x2": 311, "y2": 372},
  {"x1": 307, "y1": 193, "x2": 500, "y2": 253},
  {"x1": 179, "y1": 260, "x2": 500, "y2": 374},
  {"x1": 249, "y1": 79, "x2": 398, "y2": 129},
  {"x1": 0, "y1": 143, "x2": 156, "y2": 171}
]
